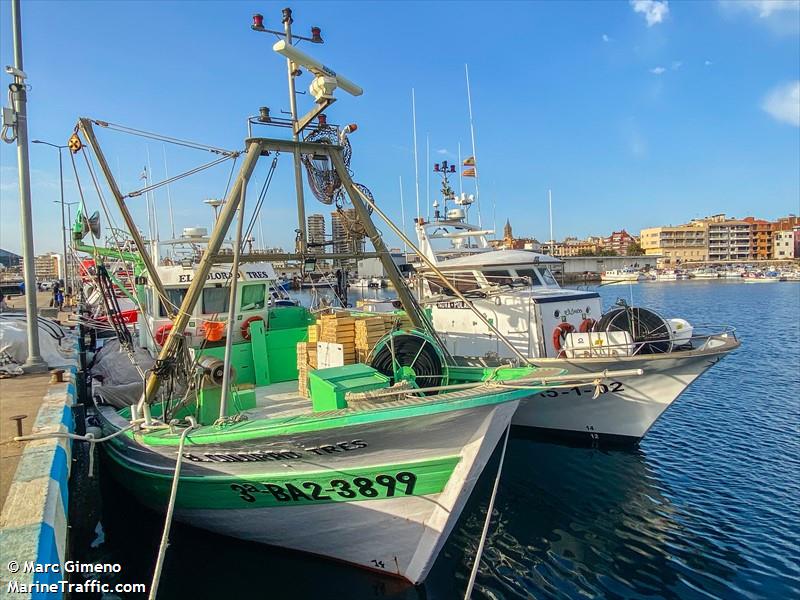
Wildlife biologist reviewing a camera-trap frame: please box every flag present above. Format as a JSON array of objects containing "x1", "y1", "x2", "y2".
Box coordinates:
[
  {"x1": 139, "y1": 166, "x2": 148, "y2": 180},
  {"x1": 462, "y1": 156, "x2": 475, "y2": 166},
  {"x1": 462, "y1": 168, "x2": 476, "y2": 177}
]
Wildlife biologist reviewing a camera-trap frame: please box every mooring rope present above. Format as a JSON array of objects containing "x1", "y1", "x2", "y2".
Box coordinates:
[
  {"x1": 464, "y1": 423, "x2": 511, "y2": 599},
  {"x1": 149, "y1": 417, "x2": 198, "y2": 600}
]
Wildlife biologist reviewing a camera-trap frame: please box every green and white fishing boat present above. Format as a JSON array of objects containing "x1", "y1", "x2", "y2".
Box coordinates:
[{"x1": 74, "y1": 11, "x2": 587, "y2": 584}]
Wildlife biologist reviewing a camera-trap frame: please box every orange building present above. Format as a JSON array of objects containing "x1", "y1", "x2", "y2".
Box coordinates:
[{"x1": 743, "y1": 217, "x2": 773, "y2": 260}]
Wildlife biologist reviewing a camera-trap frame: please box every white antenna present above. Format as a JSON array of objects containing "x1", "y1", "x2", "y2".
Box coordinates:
[
  {"x1": 458, "y1": 141, "x2": 463, "y2": 196},
  {"x1": 426, "y1": 134, "x2": 430, "y2": 221},
  {"x1": 465, "y1": 63, "x2": 482, "y2": 227},
  {"x1": 412, "y1": 88, "x2": 421, "y2": 219},
  {"x1": 162, "y1": 145, "x2": 176, "y2": 240},
  {"x1": 146, "y1": 146, "x2": 159, "y2": 243},
  {"x1": 399, "y1": 175, "x2": 408, "y2": 255},
  {"x1": 548, "y1": 189, "x2": 554, "y2": 245}
]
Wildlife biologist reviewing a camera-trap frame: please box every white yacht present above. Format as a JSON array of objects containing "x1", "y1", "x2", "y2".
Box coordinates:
[
  {"x1": 410, "y1": 179, "x2": 740, "y2": 444},
  {"x1": 601, "y1": 268, "x2": 647, "y2": 283}
]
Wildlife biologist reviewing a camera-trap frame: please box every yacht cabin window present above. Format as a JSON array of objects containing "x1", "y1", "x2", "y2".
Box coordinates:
[
  {"x1": 159, "y1": 287, "x2": 188, "y2": 317},
  {"x1": 202, "y1": 286, "x2": 230, "y2": 315},
  {"x1": 427, "y1": 271, "x2": 481, "y2": 295},
  {"x1": 539, "y1": 267, "x2": 558, "y2": 286},
  {"x1": 241, "y1": 283, "x2": 266, "y2": 311},
  {"x1": 484, "y1": 270, "x2": 514, "y2": 286},
  {"x1": 514, "y1": 269, "x2": 543, "y2": 286}
]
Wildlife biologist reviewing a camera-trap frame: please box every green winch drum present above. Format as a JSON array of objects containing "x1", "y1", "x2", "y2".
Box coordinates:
[{"x1": 368, "y1": 330, "x2": 449, "y2": 393}]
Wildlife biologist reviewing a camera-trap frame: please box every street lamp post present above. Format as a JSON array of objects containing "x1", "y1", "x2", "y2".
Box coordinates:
[{"x1": 32, "y1": 140, "x2": 68, "y2": 290}]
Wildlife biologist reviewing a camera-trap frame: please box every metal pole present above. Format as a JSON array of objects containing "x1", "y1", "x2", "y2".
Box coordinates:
[
  {"x1": 465, "y1": 63, "x2": 482, "y2": 228},
  {"x1": 58, "y1": 148, "x2": 68, "y2": 290},
  {"x1": 11, "y1": 0, "x2": 46, "y2": 372},
  {"x1": 283, "y1": 8, "x2": 307, "y2": 253},
  {"x1": 219, "y1": 183, "x2": 246, "y2": 420}
]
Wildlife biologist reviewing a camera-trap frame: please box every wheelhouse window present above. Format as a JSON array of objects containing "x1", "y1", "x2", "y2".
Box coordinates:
[
  {"x1": 484, "y1": 270, "x2": 514, "y2": 286},
  {"x1": 426, "y1": 271, "x2": 482, "y2": 295},
  {"x1": 240, "y1": 283, "x2": 266, "y2": 311},
  {"x1": 515, "y1": 269, "x2": 542, "y2": 286},
  {"x1": 159, "y1": 287, "x2": 188, "y2": 317},
  {"x1": 539, "y1": 267, "x2": 558, "y2": 286},
  {"x1": 202, "y1": 286, "x2": 229, "y2": 314}
]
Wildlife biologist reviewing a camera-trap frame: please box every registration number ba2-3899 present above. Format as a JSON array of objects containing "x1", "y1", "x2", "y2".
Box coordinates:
[{"x1": 230, "y1": 471, "x2": 418, "y2": 503}]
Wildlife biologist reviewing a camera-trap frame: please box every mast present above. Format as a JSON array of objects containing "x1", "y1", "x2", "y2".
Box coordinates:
[
  {"x1": 548, "y1": 188, "x2": 554, "y2": 246},
  {"x1": 163, "y1": 145, "x2": 176, "y2": 240},
  {"x1": 425, "y1": 134, "x2": 430, "y2": 221},
  {"x1": 465, "y1": 64, "x2": 482, "y2": 227},
  {"x1": 399, "y1": 175, "x2": 408, "y2": 256},
  {"x1": 412, "y1": 88, "x2": 421, "y2": 219},
  {"x1": 282, "y1": 8, "x2": 308, "y2": 254}
]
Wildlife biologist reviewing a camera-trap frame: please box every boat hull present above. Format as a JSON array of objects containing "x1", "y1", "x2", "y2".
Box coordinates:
[
  {"x1": 98, "y1": 399, "x2": 518, "y2": 583},
  {"x1": 512, "y1": 337, "x2": 738, "y2": 443}
]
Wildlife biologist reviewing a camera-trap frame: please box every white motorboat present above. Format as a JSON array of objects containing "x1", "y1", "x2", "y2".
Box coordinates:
[
  {"x1": 601, "y1": 268, "x2": 647, "y2": 283},
  {"x1": 409, "y1": 173, "x2": 740, "y2": 444}
]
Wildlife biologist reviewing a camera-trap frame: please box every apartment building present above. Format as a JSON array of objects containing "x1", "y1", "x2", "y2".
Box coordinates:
[
  {"x1": 602, "y1": 230, "x2": 637, "y2": 255},
  {"x1": 743, "y1": 217, "x2": 773, "y2": 260},
  {"x1": 307, "y1": 214, "x2": 327, "y2": 255},
  {"x1": 707, "y1": 218, "x2": 753, "y2": 261},
  {"x1": 34, "y1": 253, "x2": 60, "y2": 282},
  {"x1": 773, "y1": 228, "x2": 800, "y2": 259},
  {"x1": 640, "y1": 223, "x2": 707, "y2": 265}
]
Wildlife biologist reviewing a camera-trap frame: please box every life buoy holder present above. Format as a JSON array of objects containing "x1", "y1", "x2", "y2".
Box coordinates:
[
  {"x1": 154, "y1": 323, "x2": 173, "y2": 347},
  {"x1": 241, "y1": 315, "x2": 265, "y2": 340},
  {"x1": 552, "y1": 322, "x2": 576, "y2": 355},
  {"x1": 579, "y1": 318, "x2": 596, "y2": 333}
]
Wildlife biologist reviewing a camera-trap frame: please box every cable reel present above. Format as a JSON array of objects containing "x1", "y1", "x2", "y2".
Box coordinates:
[{"x1": 369, "y1": 330, "x2": 448, "y2": 394}]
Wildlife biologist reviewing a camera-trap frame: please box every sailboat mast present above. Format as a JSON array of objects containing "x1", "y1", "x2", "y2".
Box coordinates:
[
  {"x1": 458, "y1": 142, "x2": 463, "y2": 196},
  {"x1": 162, "y1": 145, "x2": 176, "y2": 240},
  {"x1": 548, "y1": 188, "x2": 554, "y2": 245},
  {"x1": 465, "y1": 63, "x2": 482, "y2": 227},
  {"x1": 426, "y1": 134, "x2": 430, "y2": 221},
  {"x1": 399, "y1": 175, "x2": 408, "y2": 255},
  {"x1": 412, "y1": 88, "x2": 421, "y2": 219}
]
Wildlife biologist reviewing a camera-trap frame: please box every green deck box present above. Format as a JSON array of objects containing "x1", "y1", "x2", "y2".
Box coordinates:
[{"x1": 308, "y1": 364, "x2": 390, "y2": 412}]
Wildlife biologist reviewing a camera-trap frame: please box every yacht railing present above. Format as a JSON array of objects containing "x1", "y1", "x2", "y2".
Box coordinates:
[{"x1": 564, "y1": 325, "x2": 738, "y2": 359}]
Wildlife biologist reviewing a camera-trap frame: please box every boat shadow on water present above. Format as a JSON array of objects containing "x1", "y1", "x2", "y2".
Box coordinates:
[{"x1": 74, "y1": 435, "x2": 750, "y2": 600}]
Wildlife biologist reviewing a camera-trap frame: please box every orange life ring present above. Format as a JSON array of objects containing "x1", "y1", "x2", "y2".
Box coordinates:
[
  {"x1": 154, "y1": 323, "x2": 173, "y2": 347},
  {"x1": 552, "y1": 322, "x2": 576, "y2": 354},
  {"x1": 579, "y1": 318, "x2": 596, "y2": 333},
  {"x1": 241, "y1": 315, "x2": 265, "y2": 340}
]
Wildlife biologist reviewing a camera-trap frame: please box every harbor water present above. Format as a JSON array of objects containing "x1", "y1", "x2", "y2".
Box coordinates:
[{"x1": 80, "y1": 280, "x2": 799, "y2": 599}]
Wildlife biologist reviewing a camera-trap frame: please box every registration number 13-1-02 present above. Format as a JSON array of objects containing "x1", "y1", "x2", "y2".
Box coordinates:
[{"x1": 230, "y1": 472, "x2": 418, "y2": 503}]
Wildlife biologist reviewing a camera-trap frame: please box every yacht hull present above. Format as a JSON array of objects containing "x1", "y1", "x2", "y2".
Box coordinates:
[{"x1": 513, "y1": 338, "x2": 738, "y2": 443}]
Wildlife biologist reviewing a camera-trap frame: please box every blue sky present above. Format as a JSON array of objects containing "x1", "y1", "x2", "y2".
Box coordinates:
[{"x1": 1, "y1": 0, "x2": 798, "y2": 255}]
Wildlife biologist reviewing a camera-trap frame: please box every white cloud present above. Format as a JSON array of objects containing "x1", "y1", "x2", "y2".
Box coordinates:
[
  {"x1": 719, "y1": 1, "x2": 800, "y2": 34},
  {"x1": 761, "y1": 80, "x2": 800, "y2": 126},
  {"x1": 671, "y1": 60, "x2": 683, "y2": 70},
  {"x1": 630, "y1": 0, "x2": 670, "y2": 26},
  {"x1": 650, "y1": 66, "x2": 666, "y2": 75},
  {"x1": 602, "y1": 33, "x2": 611, "y2": 42},
  {"x1": 705, "y1": 59, "x2": 713, "y2": 66},
  {"x1": 436, "y1": 148, "x2": 449, "y2": 155},
  {"x1": 734, "y1": 0, "x2": 799, "y2": 18}
]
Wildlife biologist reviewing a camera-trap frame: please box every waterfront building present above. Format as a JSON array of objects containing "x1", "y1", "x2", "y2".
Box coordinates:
[
  {"x1": 743, "y1": 217, "x2": 774, "y2": 260},
  {"x1": 330, "y1": 209, "x2": 363, "y2": 270},
  {"x1": 34, "y1": 253, "x2": 60, "y2": 282},
  {"x1": 307, "y1": 213, "x2": 327, "y2": 255},
  {"x1": 706, "y1": 218, "x2": 752, "y2": 261},
  {"x1": 640, "y1": 222, "x2": 708, "y2": 266},
  {"x1": 773, "y1": 227, "x2": 800, "y2": 260},
  {"x1": 603, "y1": 229, "x2": 637, "y2": 255}
]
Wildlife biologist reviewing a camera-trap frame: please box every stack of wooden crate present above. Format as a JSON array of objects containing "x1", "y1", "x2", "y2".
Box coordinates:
[
  {"x1": 319, "y1": 313, "x2": 356, "y2": 364},
  {"x1": 355, "y1": 316, "x2": 394, "y2": 362},
  {"x1": 307, "y1": 323, "x2": 319, "y2": 369},
  {"x1": 297, "y1": 341, "x2": 310, "y2": 397}
]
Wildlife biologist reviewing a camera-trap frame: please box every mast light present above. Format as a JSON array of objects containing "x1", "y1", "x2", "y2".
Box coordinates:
[{"x1": 252, "y1": 14, "x2": 265, "y2": 30}]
